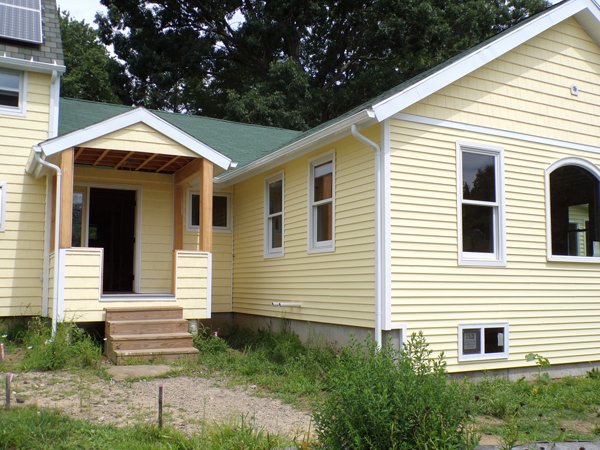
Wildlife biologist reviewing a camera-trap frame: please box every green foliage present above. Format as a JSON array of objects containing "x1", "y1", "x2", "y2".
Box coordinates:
[
  {"x1": 59, "y1": 10, "x2": 130, "y2": 104},
  {"x1": 312, "y1": 332, "x2": 478, "y2": 449},
  {"x1": 96, "y1": 0, "x2": 549, "y2": 129},
  {"x1": 20, "y1": 318, "x2": 102, "y2": 371},
  {"x1": 196, "y1": 326, "x2": 335, "y2": 407},
  {"x1": 192, "y1": 324, "x2": 229, "y2": 355},
  {"x1": 0, "y1": 406, "x2": 291, "y2": 449}
]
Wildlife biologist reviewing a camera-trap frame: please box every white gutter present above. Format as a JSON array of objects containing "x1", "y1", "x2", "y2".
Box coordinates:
[
  {"x1": 216, "y1": 109, "x2": 376, "y2": 185},
  {"x1": 351, "y1": 124, "x2": 384, "y2": 348},
  {"x1": 32, "y1": 146, "x2": 62, "y2": 335},
  {"x1": 0, "y1": 54, "x2": 65, "y2": 74}
]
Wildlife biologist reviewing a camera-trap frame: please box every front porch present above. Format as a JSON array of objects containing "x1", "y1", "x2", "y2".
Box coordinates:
[{"x1": 26, "y1": 108, "x2": 232, "y2": 330}]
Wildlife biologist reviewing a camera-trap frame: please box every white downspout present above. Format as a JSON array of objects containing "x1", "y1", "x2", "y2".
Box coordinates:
[
  {"x1": 33, "y1": 146, "x2": 62, "y2": 335},
  {"x1": 351, "y1": 124, "x2": 383, "y2": 348}
]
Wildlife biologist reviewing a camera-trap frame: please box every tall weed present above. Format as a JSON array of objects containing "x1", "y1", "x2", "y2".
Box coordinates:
[
  {"x1": 313, "y1": 332, "x2": 477, "y2": 450},
  {"x1": 20, "y1": 318, "x2": 101, "y2": 371}
]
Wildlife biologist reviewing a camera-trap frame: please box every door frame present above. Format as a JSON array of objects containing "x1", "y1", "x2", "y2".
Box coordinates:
[{"x1": 74, "y1": 182, "x2": 143, "y2": 293}]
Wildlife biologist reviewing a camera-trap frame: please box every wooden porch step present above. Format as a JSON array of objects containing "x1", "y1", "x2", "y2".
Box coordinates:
[
  {"x1": 104, "y1": 307, "x2": 199, "y2": 365},
  {"x1": 105, "y1": 306, "x2": 183, "y2": 321},
  {"x1": 109, "y1": 332, "x2": 194, "y2": 351},
  {"x1": 106, "y1": 318, "x2": 188, "y2": 335},
  {"x1": 108, "y1": 347, "x2": 199, "y2": 365}
]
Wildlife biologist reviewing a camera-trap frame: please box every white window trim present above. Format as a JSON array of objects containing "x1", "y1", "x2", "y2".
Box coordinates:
[
  {"x1": 0, "y1": 181, "x2": 6, "y2": 232},
  {"x1": 545, "y1": 157, "x2": 600, "y2": 263},
  {"x1": 456, "y1": 142, "x2": 506, "y2": 266},
  {"x1": 0, "y1": 70, "x2": 27, "y2": 117},
  {"x1": 187, "y1": 191, "x2": 232, "y2": 232},
  {"x1": 458, "y1": 323, "x2": 509, "y2": 362},
  {"x1": 264, "y1": 172, "x2": 284, "y2": 258},
  {"x1": 308, "y1": 152, "x2": 335, "y2": 253}
]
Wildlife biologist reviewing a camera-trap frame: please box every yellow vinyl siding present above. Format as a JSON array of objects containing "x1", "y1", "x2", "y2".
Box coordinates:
[
  {"x1": 81, "y1": 122, "x2": 199, "y2": 157},
  {"x1": 390, "y1": 19, "x2": 600, "y2": 372},
  {"x1": 232, "y1": 129, "x2": 378, "y2": 328},
  {"x1": 0, "y1": 72, "x2": 51, "y2": 316},
  {"x1": 61, "y1": 248, "x2": 209, "y2": 321},
  {"x1": 403, "y1": 18, "x2": 600, "y2": 146},
  {"x1": 74, "y1": 167, "x2": 174, "y2": 293},
  {"x1": 183, "y1": 187, "x2": 233, "y2": 313}
]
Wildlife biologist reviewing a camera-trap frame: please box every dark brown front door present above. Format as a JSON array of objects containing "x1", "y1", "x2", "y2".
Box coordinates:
[{"x1": 88, "y1": 188, "x2": 136, "y2": 293}]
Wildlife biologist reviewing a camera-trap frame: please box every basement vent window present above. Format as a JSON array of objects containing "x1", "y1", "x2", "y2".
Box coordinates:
[{"x1": 458, "y1": 323, "x2": 508, "y2": 361}]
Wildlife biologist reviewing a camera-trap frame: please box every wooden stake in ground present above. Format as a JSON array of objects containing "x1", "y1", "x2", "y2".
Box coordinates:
[
  {"x1": 0, "y1": 342, "x2": 5, "y2": 361},
  {"x1": 158, "y1": 384, "x2": 164, "y2": 428},
  {"x1": 5, "y1": 372, "x2": 13, "y2": 409}
]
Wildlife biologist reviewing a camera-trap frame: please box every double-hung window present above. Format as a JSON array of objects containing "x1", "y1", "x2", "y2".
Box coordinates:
[
  {"x1": 0, "y1": 70, "x2": 24, "y2": 115},
  {"x1": 265, "y1": 173, "x2": 284, "y2": 257},
  {"x1": 309, "y1": 154, "x2": 334, "y2": 252},
  {"x1": 457, "y1": 143, "x2": 505, "y2": 265}
]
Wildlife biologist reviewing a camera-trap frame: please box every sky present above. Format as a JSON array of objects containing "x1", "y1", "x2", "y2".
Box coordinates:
[{"x1": 56, "y1": 0, "x2": 107, "y2": 26}]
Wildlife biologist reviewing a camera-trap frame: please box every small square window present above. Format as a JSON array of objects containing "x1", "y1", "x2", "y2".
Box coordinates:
[
  {"x1": 458, "y1": 323, "x2": 508, "y2": 361},
  {"x1": 189, "y1": 192, "x2": 231, "y2": 230},
  {"x1": 0, "y1": 70, "x2": 24, "y2": 114}
]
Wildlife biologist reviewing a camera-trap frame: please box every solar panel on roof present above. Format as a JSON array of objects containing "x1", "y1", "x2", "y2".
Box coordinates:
[{"x1": 0, "y1": 0, "x2": 42, "y2": 45}]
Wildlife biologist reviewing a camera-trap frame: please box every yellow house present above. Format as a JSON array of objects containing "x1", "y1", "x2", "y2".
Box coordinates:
[{"x1": 3, "y1": 0, "x2": 600, "y2": 372}]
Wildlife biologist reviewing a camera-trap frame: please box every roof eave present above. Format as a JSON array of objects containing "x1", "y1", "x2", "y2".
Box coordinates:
[
  {"x1": 42, "y1": 107, "x2": 232, "y2": 170},
  {"x1": 215, "y1": 109, "x2": 377, "y2": 185},
  {"x1": 371, "y1": 0, "x2": 599, "y2": 121},
  {"x1": 0, "y1": 54, "x2": 66, "y2": 74}
]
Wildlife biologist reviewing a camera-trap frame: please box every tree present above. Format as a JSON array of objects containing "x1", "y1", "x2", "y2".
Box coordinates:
[
  {"x1": 59, "y1": 11, "x2": 131, "y2": 104},
  {"x1": 96, "y1": 0, "x2": 549, "y2": 129}
]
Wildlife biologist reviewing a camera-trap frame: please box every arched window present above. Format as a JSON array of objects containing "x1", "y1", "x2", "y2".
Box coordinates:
[{"x1": 548, "y1": 159, "x2": 600, "y2": 259}]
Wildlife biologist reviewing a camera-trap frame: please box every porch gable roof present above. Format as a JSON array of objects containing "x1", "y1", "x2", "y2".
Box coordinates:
[{"x1": 39, "y1": 106, "x2": 232, "y2": 170}]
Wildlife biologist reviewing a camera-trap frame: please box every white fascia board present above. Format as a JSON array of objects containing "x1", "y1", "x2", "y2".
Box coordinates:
[
  {"x1": 372, "y1": 0, "x2": 594, "y2": 121},
  {"x1": 215, "y1": 109, "x2": 376, "y2": 185},
  {"x1": 0, "y1": 54, "x2": 66, "y2": 74},
  {"x1": 40, "y1": 107, "x2": 232, "y2": 170}
]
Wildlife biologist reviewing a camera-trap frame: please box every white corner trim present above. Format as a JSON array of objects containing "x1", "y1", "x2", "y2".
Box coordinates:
[
  {"x1": 0, "y1": 181, "x2": 6, "y2": 232},
  {"x1": 394, "y1": 113, "x2": 600, "y2": 156},
  {"x1": 264, "y1": 171, "x2": 285, "y2": 258},
  {"x1": 544, "y1": 156, "x2": 600, "y2": 262},
  {"x1": 382, "y1": 120, "x2": 393, "y2": 331},
  {"x1": 48, "y1": 70, "x2": 61, "y2": 138},
  {"x1": 39, "y1": 107, "x2": 231, "y2": 170},
  {"x1": 56, "y1": 248, "x2": 67, "y2": 322},
  {"x1": 373, "y1": 0, "x2": 598, "y2": 121},
  {"x1": 206, "y1": 252, "x2": 212, "y2": 317},
  {"x1": 307, "y1": 151, "x2": 336, "y2": 253}
]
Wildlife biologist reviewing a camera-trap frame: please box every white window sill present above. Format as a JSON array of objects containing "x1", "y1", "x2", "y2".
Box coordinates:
[
  {"x1": 458, "y1": 257, "x2": 506, "y2": 267},
  {"x1": 0, "y1": 107, "x2": 24, "y2": 117},
  {"x1": 264, "y1": 250, "x2": 284, "y2": 259},
  {"x1": 308, "y1": 245, "x2": 335, "y2": 254},
  {"x1": 547, "y1": 255, "x2": 600, "y2": 263},
  {"x1": 458, "y1": 353, "x2": 509, "y2": 362}
]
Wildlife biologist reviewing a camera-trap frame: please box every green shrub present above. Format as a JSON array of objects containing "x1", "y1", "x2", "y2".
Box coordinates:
[
  {"x1": 313, "y1": 332, "x2": 477, "y2": 450},
  {"x1": 192, "y1": 324, "x2": 230, "y2": 355},
  {"x1": 20, "y1": 318, "x2": 102, "y2": 371}
]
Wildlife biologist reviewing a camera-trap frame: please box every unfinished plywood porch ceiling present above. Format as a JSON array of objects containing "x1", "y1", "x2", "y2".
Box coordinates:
[{"x1": 73, "y1": 147, "x2": 196, "y2": 174}]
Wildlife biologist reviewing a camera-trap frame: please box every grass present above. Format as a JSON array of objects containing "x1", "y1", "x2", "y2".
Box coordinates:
[
  {"x1": 0, "y1": 406, "x2": 292, "y2": 450},
  {"x1": 468, "y1": 374, "x2": 600, "y2": 444}
]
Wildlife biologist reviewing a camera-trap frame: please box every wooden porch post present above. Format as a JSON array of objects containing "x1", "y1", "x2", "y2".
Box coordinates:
[
  {"x1": 200, "y1": 160, "x2": 213, "y2": 253},
  {"x1": 59, "y1": 148, "x2": 74, "y2": 249}
]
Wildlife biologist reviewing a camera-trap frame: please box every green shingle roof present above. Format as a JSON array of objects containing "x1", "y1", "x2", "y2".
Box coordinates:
[{"x1": 58, "y1": 98, "x2": 302, "y2": 169}]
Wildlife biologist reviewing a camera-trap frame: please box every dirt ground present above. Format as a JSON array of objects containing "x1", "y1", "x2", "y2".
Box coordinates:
[{"x1": 8, "y1": 369, "x2": 313, "y2": 440}]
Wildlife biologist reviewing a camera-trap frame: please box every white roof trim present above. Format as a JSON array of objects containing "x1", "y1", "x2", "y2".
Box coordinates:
[
  {"x1": 40, "y1": 107, "x2": 231, "y2": 170},
  {"x1": 215, "y1": 109, "x2": 375, "y2": 184},
  {"x1": 372, "y1": 0, "x2": 600, "y2": 121}
]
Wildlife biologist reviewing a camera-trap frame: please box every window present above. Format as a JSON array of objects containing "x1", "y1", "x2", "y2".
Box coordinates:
[
  {"x1": 309, "y1": 153, "x2": 335, "y2": 252},
  {"x1": 457, "y1": 143, "x2": 505, "y2": 265},
  {"x1": 71, "y1": 187, "x2": 88, "y2": 247},
  {"x1": 265, "y1": 173, "x2": 284, "y2": 257},
  {"x1": 0, "y1": 70, "x2": 24, "y2": 114},
  {"x1": 0, "y1": 182, "x2": 6, "y2": 232},
  {"x1": 458, "y1": 323, "x2": 508, "y2": 361},
  {"x1": 547, "y1": 159, "x2": 600, "y2": 260},
  {"x1": 189, "y1": 192, "x2": 231, "y2": 231}
]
